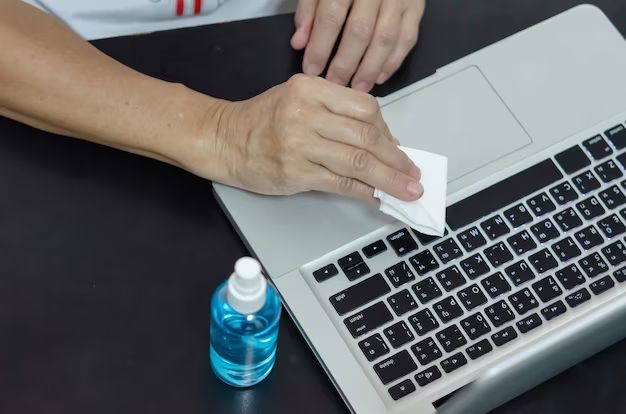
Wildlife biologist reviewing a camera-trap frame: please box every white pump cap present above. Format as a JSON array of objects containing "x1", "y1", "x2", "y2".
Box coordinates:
[{"x1": 227, "y1": 257, "x2": 267, "y2": 314}]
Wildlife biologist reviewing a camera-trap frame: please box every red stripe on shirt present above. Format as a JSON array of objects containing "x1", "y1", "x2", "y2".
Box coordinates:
[
  {"x1": 194, "y1": 0, "x2": 202, "y2": 15},
  {"x1": 176, "y1": 0, "x2": 184, "y2": 16}
]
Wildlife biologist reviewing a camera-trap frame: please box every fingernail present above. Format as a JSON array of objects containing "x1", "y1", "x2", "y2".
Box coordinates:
[
  {"x1": 407, "y1": 181, "x2": 422, "y2": 197},
  {"x1": 376, "y1": 72, "x2": 389, "y2": 85},
  {"x1": 354, "y1": 81, "x2": 373, "y2": 92},
  {"x1": 304, "y1": 63, "x2": 321, "y2": 76}
]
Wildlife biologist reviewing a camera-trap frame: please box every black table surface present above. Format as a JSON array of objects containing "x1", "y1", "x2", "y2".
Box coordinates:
[{"x1": 2, "y1": 1, "x2": 626, "y2": 413}]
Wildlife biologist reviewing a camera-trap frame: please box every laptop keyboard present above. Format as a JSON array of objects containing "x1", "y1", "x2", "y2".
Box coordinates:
[{"x1": 310, "y1": 122, "x2": 626, "y2": 402}]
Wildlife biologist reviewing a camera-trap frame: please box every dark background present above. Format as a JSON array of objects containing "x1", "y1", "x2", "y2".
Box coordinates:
[{"x1": 1, "y1": 1, "x2": 626, "y2": 413}]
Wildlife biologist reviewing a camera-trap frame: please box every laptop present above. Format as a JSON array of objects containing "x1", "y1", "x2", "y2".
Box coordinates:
[{"x1": 214, "y1": 5, "x2": 626, "y2": 414}]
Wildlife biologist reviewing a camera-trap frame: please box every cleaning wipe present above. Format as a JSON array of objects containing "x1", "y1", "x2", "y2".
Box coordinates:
[{"x1": 374, "y1": 147, "x2": 448, "y2": 236}]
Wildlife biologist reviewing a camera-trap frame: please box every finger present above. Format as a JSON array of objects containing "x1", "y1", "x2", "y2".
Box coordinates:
[
  {"x1": 377, "y1": 0, "x2": 425, "y2": 84},
  {"x1": 351, "y1": 0, "x2": 403, "y2": 92},
  {"x1": 325, "y1": 0, "x2": 381, "y2": 86},
  {"x1": 302, "y1": 0, "x2": 352, "y2": 76},
  {"x1": 291, "y1": 0, "x2": 319, "y2": 50},
  {"x1": 311, "y1": 166, "x2": 376, "y2": 201},
  {"x1": 307, "y1": 138, "x2": 423, "y2": 201}
]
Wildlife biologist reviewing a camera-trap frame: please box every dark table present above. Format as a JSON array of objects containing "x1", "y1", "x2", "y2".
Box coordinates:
[{"x1": 1, "y1": 1, "x2": 626, "y2": 413}]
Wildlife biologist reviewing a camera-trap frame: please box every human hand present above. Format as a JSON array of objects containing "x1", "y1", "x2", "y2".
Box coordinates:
[
  {"x1": 291, "y1": 0, "x2": 426, "y2": 92},
  {"x1": 209, "y1": 74, "x2": 422, "y2": 201}
]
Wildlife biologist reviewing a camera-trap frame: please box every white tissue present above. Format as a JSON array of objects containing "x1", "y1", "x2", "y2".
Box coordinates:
[{"x1": 374, "y1": 147, "x2": 448, "y2": 236}]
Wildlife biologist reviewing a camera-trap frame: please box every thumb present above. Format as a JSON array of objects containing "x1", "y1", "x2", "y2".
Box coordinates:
[{"x1": 291, "y1": 0, "x2": 318, "y2": 50}]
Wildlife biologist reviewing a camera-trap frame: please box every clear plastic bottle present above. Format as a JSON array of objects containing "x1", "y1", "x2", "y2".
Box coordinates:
[{"x1": 209, "y1": 257, "x2": 281, "y2": 387}]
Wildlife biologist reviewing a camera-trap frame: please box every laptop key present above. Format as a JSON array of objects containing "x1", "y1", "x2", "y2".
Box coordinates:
[
  {"x1": 532, "y1": 276, "x2": 563, "y2": 303},
  {"x1": 595, "y1": 159, "x2": 623, "y2": 183},
  {"x1": 574, "y1": 225, "x2": 604, "y2": 250},
  {"x1": 573, "y1": 170, "x2": 601, "y2": 194},
  {"x1": 466, "y1": 339, "x2": 493, "y2": 360},
  {"x1": 601, "y1": 241, "x2": 626, "y2": 266},
  {"x1": 575, "y1": 196, "x2": 605, "y2": 220},
  {"x1": 385, "y1": 261, "x2": 415, "y2": 288},
  {"x1": 412, "y1": 277, "x2": 443, "y2": 304},
  {"x1": 554, "y1": 208, "x2": 583, "y2": 232},
  {"x1": 555, "y1": 264, "x2": 586, "y2": 290},
  {"x1": 508, "y1": 288, "x2": 539, "y2": 315},
  {"x1": 413, "y1": 228, "x2": 447, "y2": 245},
  {"x1": 597, "y1": 214, "x2": 626, "y2": 238},
  {"x1": 457, "y1": 226, "x2": 487, "y2": 252},
  {"x1": 409, "y1": 250, "x2": 439, "y2": 276},
  {"x1": 565, "y1": 288, "x2": 591, "y2": 308},
  {"x1": 578, "y1": 252, "x2": 609, "y2": 278},
  {"x1": 598, "y1": 185, "x2": 626, "y2": 209},
  {"x1": 441, "y1": 352, "x2": 468, "y2": 374},
  {"x1": 541, "y1": 300, "x2": 567, "y2": 321},
  {"x1": 517, "y1": 313, "x2": 543, "y2": 334},
  {"x1": 550, "y1": 181, "x2": 579, "y2": 205},
  {"x1": 503, "y1": 203, "x2": 534, "y2": 228},
  {"x1": 358, "y1": 333, "x2": 390, "y2": 362},
  {"x1": 330, "y1": 273, "x2": 391, "y2": 316},
  {"x1": 373, "y1": 350, "x2": 418, "y2": 385},
  {"x1": 485, "y1": 300, "x2": 515, "y2": 327},
  {"x1": 484, "y1": 242, "x2": 514, "y2": 268},
  {"x1": 387, "y1": 289, "x2": 418, "y2": 316},
  {"x1": 436, "y1": 324, "x2": 467, "y2": 353},
  {"x1": 614, "y1": 266, "x2": 626, "y2": 282},
  {"x1": 411, "y1": 337, "x2": 443, "y2": 365},
  {"x1": 583, "y1": 134, "x2": 613, "y2": 160},
  {"x1": 481, "y1": 272, "x2": 512, "y2": 299},
  {"x1": 433, "y1": 296, "x2": 464, "y2": 324},
  {"x1": 387, "y1": 228, "x2": 418, "y2": 257},
  {"x1": 491, "y1": 326, "x2": 518, "y2": 347},
  {"x1": 415, "y1": 366, "x2": 442, "y2": 387},
  {"x1": 338, "y1": 251, "x2": 363, "y2": 271},
  {"x1": 527, "y1": 192, "x2": 556, "y2": 217},
  {"x1": 435, "y1": 265, "x2": 466, "y2": 292},
  {"x1": 589, "y1": 275, "x2": 615, "y2": 295},
  {"x1": 528, "y1": 248, "x2": 558, "y2": 274},
  {"x1": 362, "y1": 240, "x2": 387, "y2": 258},
  {"x1": 344, "y1": 301, "x2": 393, "y2": 338},
  {"x1": 383, "y1": 321, "x2": 415, "y2": 349},
  {"x1": 554, "y1": 145, "x2": 591, "y2": 174},
  {"x1": 551, "y1": 237, "x2": 582, "y2": 262},
  {"x1": 504, "y1": 260, "x2": 535, "y2": 286},
  {"x1": 433, "y1": 238, "x2": 463, "y2": 264},
  {"x1": 313, "y1": 263, "x2": 338, "y2": 282},
  {"x1": 605, "y1": 124, "x2": 626, "y2": 149},
  {"x1": 481, "y1": 215, "x2": 510, "y2": 240},
  {"x1": 507, "y1": 230, "x2": 537, "y2": 255},
  {"x1": 408, "y1": 309, "x2": 439, "y2": 336},
  {"x1": 388, "y1": 379, "x2": 416, "y2": 401},
  {"x1": 457, "y1": 284, "x2": 488, "y2": 311},
  {"x1": 530, "y1": 218, "x2": 560, "y2": 243},
  {"x1": 460, "y1": 312, "x2": 491, "y2": 340},
  {"x1": 460, "y1": 253, "x2": 490, "y2": 279},
  {"x1": 344, "y1": 262, "x2": 370, "y2": 281}
]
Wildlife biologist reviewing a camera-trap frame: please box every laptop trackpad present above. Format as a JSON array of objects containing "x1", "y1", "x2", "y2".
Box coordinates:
[{"x1": 381, "y1": 66, "x2": 532, "y2": 188}]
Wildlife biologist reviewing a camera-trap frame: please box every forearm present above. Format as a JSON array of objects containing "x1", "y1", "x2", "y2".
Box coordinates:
[{"x1": 0, "y1": 0, "x2": 227, "y2": 177}]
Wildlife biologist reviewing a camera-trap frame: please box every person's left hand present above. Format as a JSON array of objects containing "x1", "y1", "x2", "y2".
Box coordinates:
[{"x1": 290, "y1": 0, "x2": 426, "y2": 93}]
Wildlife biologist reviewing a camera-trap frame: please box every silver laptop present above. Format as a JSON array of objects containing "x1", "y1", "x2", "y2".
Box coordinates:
[{"x1": 214, "y1": 5, "x2": 626, "y2": 413}]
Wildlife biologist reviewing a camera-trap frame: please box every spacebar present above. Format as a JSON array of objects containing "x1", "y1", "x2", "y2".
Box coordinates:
[{"x1": 447, "y1": 158, "x2": 563, "y2": 231}]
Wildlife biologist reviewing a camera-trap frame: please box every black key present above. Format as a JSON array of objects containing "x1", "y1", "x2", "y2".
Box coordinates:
[
  {"x1": 432, "y1": 296, "x2": 464, "y2": 323},
  {"x1": 387, "y1": 289, "x2": 418, "y2": 316},
  {"x1": 481, "y1": 272, "x2": 512, "y2": 299},
  {"x1": 466, "y1": 339, "x2": 493, "y2": 360},
  {"x1": 578, "y1": 252, "x2": 609, "y2": 278},
  {"x1": 531, "y1": 219, "x2": 560, "y2": 243},
  {"x1": 387, "y1": 229, "x2": 418, "y2": 256},
  {"x1": 573, "y1": 170, "x2": 601, "y2": 194},
  {"x1": 344, "y1": 262, "x2": 371, "y2": 281},
  {"x1": 412, "y1": 277, "x2": 443, "y2": 304},
  {"x1": 458, "y1": 226, "x2": 487, "y2": 252},
  {"x1": 618, "y1": 154, "x2": 626, "y2": 171},
  {"x1": 574, "y1": 225, "x2": 604, "y2": 250},
  {"x1": 374, "y1": 350, "x2": 417, "y2": 385},
  {"x1": 484, "y1": 242, "x2": 514, "y2": 268},
  {"x1": 330, "y1": 274, "x2": 391, "y2": 316},
  {"x1": 485, "y1": 300, "x2": 515, "y2": 327},
  {"x1": 415, "y1": 366, "x2": 442, "y2": 387},
  {"x1": 590, "y1": 275, "x2": 615, "y2": 295},
  {"x1": 447, "y1": 159, "x2": 563, "y2": 231},
  {"x1": 409, "y1": 250, "x2": 439, "y2": 276},
  {"x1": 599, "y1": 185, "x2": 626, "y2": 209},
  {"x1": 503, "y1": 203, "x2": 534, "y2": 228},
  {"x1": 528, "y1": 248, "x2": 558, "y2": 274},
  {"x1": 508, "y1": 288, "x2": 539, "y2": 315},
  {"x1": 383, "y1": 321, "x2": 415, "y2": 349},
  {"x1": 565, "y1": 288, "x2": 591, "y2": 308},
  {"x1": 435, "y1": 266, "x2": 466, "y2": 292},
  {"x1": 388, "y1": 379, "x2": 416, "y2": 401},
  {"x1": 313, "y1": 263, "x2": 338, "y2": 282},
  {"x1": 555, "y1": 145, "x2": 591, "y2": 174},
  {"x1": 516, "y1": 313, "x2": 543, "y2": 334},
  {"x1": 441, "y1": 352, "x2": 468, "y2": 374},
  {"x1": 555, "y1": 264, "x2": 586, "y2": 290},
  {"x1": 413, "y1": 228, "x2": 447, "y2": 245},
  {"x1": 457, "y1": 284, "x2": 488, "y2": 311},
  {"x1": 433, "y1": 238, "x2": 463, "y2": 264},
  {"x1": 532, "y1": 276, "x2": 563, "y2": 303},
  {"x1": 551, "y1": 237, "x2": 582, "y2": 262},
  {"x1": 602, "y1": 240, "x2": 626, "y2": 266},
  {"x1": 575, "y1": 196, "x2": 605, "y2": 220},
  {"x1": 583, "y1": 134, "x2": 613, "y2": 160},
  {"x1": 507, "y1": 230, "x2": 537, "y2": 255},
  {"x1": 411, "y1": 337, "x2": 442, "y2": 365},
  {"x1": 541, "y1": 300, "x2": 567, "y2": 321},
  {"x1": 550, "y1": 181, "x2": 579, "y2": 205},
  {"x1": 481, "y1": 215, "x2": 510, "y2": 240},
  {"x1": 358, "y1": 333, "x2": 390, "y2": 362},
  {"x1": 408, "y1": 309, "x2": 439, "y2": 336},
  {"x1": 460, "y1": 312, "x2": 491, "y2": 340},
  {"x1": 597, "y1": 214, "x2": 626, "y2": 238},
  {"x1": 554, "y1": 208, "x2": 583, "y2": 232},
  {"x1": 615, "y1": 266, "x2": 626, "y2": 282},
  {"x1": 460, "y1": 253, "x2": 490, "y2": 280},
  {"x1": 504, "y1": 260, "x2": 535, "y2": 286},
  {"x1": 491, "y1": 326, "x2": 518, "y2": 347},
  {"x1": 595, "y1": 159, "x2": 623, "y2": 183},
  {"x1": 436, "y1": 324, "x2": 467, "y2": 353},
  {"x1": 363, "y1": 240, "x2": 387, "y2": 258},
  {"x1": 605, "y1": 124, "x2": 626, "y2": 149},
  {"x1": 385, "y1": 261, "x2": 415, "y2": 288},
  {"x1": 338, "y1": 251, "x2": 363, "y2": 271},
  {"x1": 344, "y1": 301, "x2": 393, "y2": 338},
  {"x1": 527, "y1": 192, "x2": 556, "y2": 217}
]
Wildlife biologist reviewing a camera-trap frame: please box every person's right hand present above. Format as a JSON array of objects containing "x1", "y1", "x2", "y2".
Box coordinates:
[{"x1": 204, "y1": 74, "x2": 423, "y2": 201}]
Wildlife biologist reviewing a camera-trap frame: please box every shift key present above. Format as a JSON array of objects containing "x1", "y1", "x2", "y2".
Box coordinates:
[
  {"x1": 344, "y1": 301, "x2": 393, "y2": 338},
  {"x1": 330, "y1": 273, "x2": 390, "y2": 316}
]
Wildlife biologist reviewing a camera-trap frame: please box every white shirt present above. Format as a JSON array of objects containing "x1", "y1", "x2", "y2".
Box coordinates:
[{"x1": 22, "y1": 0, "x2": 297, "y2": 40}]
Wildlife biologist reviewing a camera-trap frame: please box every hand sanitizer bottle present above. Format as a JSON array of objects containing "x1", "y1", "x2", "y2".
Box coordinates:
[{"x1": 210, "y1": 257, "x2": 281, "y2": 387}]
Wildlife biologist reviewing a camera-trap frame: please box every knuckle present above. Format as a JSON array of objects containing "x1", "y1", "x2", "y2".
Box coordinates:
[
  {"x1": 350, "y1": 149, "x2": 371, "y2": 173},
  {"x1": 286, "y1": 73, "x2": 312, "y2": 93},
  {"x1": 359, "y1": 124, "x2": 380, "y2": 147},
  {"x1": 319, "y1": 2, "x2": 346, "y2": 27},
  {"x1": 329, "y1": 59, "x2": 353, "y2": 80},
  {"x1": 402, "y1": 28, "x2": 419, "y2": 47},
  {"x1": 349, "y1": 19, "x2": 374, "y2": 42},
  {"x1": 361, "y1": 94, "x2": 381, "y2": 118},
  {"x1": 335, "y1": 175, "x2": 356, "y2": 194},
  {"x1": 376, "y1": 26, "x2": 400, "y2": 46}
]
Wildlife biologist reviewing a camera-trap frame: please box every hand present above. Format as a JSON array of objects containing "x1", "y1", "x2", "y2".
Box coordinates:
[
  {"x1": 209, "y1": 74, "x2": 422, "y2": 201},
  {"x1": 291, "y1": 0, "x2": 426, "y2": 92}
]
